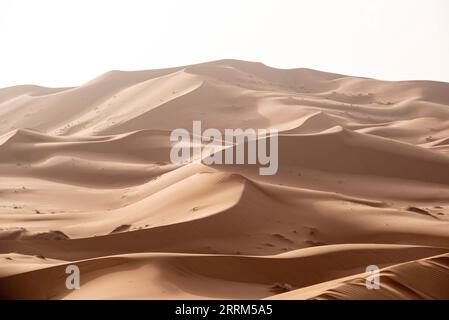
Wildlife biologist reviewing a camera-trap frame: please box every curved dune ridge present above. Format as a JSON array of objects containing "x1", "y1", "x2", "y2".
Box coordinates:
[{"x1": 0, "y1": 59, "x2": 449, "y2": 299}]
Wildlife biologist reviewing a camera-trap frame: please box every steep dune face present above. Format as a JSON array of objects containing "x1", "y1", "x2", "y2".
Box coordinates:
[
  {"x1": 1, "y1": 59, "x2": 449, "y2": 299},
  {"x1": 271, "y1": 253, "x2": 449, "y2": 300}
]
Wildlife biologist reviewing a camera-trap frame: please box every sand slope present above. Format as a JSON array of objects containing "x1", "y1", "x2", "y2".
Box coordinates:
[{"x1": 1, "y1": 59, "x2": 449, "y2": 299}]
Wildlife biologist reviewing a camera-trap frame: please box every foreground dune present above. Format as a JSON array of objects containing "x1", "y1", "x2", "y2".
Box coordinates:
[
  {"x1": 1, "y1": 245, "x2": 448, "y2": 299},
  {"x1": 1, "y1": 60, "x2": 449, "y2": 299},
  {"x1": 269, "y1": 252, "x2": 449, "y2": 300}
]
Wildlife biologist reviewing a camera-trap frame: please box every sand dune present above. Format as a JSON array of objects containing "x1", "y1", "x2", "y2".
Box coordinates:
[
  {"x1": 270, "y1": 252, "x2": 449, "y2": 300},
  {"x1": 1, "y1": 245, "x2": 448, "y2": 299},
  {"x1": 1, "y1": 59, "x2": 449, "y2": 299}
]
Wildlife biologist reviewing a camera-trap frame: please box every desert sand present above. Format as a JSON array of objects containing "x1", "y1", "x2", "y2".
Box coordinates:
[{"x1": 0, "y1": 59, "x2": 449, "y2": 299}]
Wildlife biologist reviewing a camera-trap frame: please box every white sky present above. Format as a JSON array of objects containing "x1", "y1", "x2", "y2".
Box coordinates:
[{"x1": 0, "y1": 0, "x2": 448, "y2": 88}]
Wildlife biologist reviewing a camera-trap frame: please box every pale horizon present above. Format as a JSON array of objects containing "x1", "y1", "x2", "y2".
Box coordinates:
[{"x1": 1, "y1": 0, "x2": 448, "y2": 88}]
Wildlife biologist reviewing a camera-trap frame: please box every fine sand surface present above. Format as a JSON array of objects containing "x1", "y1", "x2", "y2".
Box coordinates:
[{"x1": 1, "y1": 59, "x2": 449, "y2": 299}]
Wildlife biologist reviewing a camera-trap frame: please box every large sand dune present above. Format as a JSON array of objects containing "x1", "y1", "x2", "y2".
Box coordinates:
[{"x1": 1, "y1": 59, "x2": 449, "y2": 299}]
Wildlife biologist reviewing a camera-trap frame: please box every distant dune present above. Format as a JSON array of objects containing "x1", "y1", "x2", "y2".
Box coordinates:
[{"x1": 1, "y1": 60, "x2": 449, "y2": 299}]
